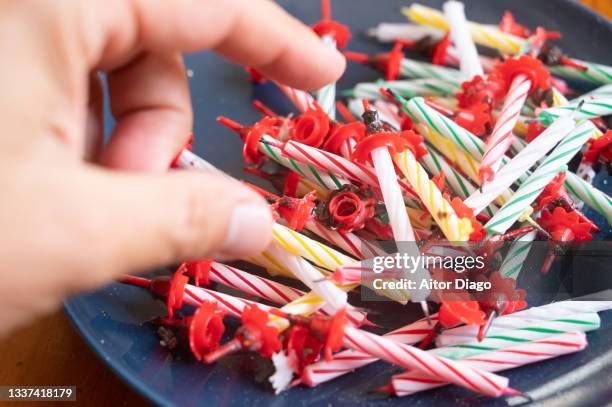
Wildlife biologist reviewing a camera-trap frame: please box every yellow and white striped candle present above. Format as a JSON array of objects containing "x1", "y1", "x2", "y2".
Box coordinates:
[
  {"x1": 402, "y1": 4, "x2": 525, "y2": 54},
  {"x1": 393, "y1": 149, "x2": 473, "y2": 241}
]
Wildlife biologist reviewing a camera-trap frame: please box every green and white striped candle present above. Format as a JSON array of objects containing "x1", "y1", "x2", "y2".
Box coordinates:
[
  {"x1": 442, "y1": 301, "x2": 612, "y2": 339},
  {"x1": 550, "y1": 59, "x2": 612, "y2": 85},
  {"x1": 401, "y1": 96, "x2": 485, "y2": 160},
  {"x1": 401, "y1": 96, "x2": 529, "y2": 186},
  {"x1": 399, "y1": 58, "x2": 462, "y2": 84},
  {"x1": 538, "y1": 96, "x2": 612, "y2": 126},
  {"x1": 435, "y1": 313, "x2": 601, "y2": 354},
  {"x1": 508, "y1": 135, "x2": 528, "y2": 157},
  {"x1": 316, "y1": 35, "x2": 337, "y2": 119},
  {"x1": 498, "y1": 229, "x2": 537, "y2": 280},
  {"x1": 345, "y1": 78, "x2": 460, "y2": 100},
  {"x1": 484, "y1": 120, "x2": 597, "y2": 234},
  {"x1": 501, "y1": 119, "x2": 611, "y2": 225},
  {"x1": 573, "y1": 84, "x2": 612, "y2": 103},
  {"x1": 564, "y1": 171, "x2": 612, "y2": 225}
]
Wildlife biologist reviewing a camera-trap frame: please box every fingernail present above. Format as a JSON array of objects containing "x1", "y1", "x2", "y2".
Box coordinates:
[{"x1": 217, "y1": 202, "x2": 273, "y2": 259}]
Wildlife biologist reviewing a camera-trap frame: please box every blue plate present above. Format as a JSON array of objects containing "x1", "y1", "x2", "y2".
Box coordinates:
[{"x1": 65, "y1": 1, "x2": 612, "y2": 406}]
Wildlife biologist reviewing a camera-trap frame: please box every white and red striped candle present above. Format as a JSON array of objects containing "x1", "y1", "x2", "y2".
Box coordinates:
[
  {"x1": 479, "y1": 74, "x2": 531, "y2": 182},
  {"x1": 390, "y1": 331, "x2": 587, "y2": 396},
  {"x1": 342, "y1": 326, "x2": 515, "y2": 397},
  {"x1": 301, "y1": 315, "x2": 438, "y2": 387}
]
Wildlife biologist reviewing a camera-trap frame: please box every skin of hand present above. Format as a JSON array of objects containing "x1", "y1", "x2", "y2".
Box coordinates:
[{"x1": 0, "y1": 0, "x2": 345, "y2": 336}]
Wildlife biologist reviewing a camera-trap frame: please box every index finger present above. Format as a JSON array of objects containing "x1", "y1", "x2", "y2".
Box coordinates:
[{"x1": 94, "y1": 0, "x2": 346, "y2": 90}]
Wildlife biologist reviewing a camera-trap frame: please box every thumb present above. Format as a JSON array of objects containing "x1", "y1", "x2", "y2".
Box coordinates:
[{"x1": 74, "y1": 166, "x2": 273, "y2": 285}]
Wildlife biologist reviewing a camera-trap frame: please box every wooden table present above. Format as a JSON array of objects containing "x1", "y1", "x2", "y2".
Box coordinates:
[
  {"x1": 0, "y1": 3, "x2": 609, "y2": 407},
  {"x1": 0, "y1": 311, "x2": 149, "y2": 406},
  {"x1": 582, "y1": 0, "x2": 612, "y2": 18}
]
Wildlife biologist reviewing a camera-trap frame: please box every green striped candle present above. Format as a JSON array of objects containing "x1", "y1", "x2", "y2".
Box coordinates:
[
  {"x1": 550, "y1": 59, "x2": 612, "y2": 85},
  {"x1": 402, "y1": 96, "x2": 485, "y2": 160},
  {"x1": 484, "y1": 120, "x2": 596, "y2": 234},
  {"x1": 434, "y1": 313, "x2": 601, "y2": 359},
  {"x1": 316, "y1": 35, "x2": 337, "y2": 119},
  {"x1": 498, "y1": 229, "x2": 537, "y2": 280},
  {"x1": 573, "y1": 84, "x2": 612, "y2": 102},
  {"x1": 538, "y1": 96, "x2": 612, "y2": 126},
  {"x1": 564, "y1": 171, "x2": 612, "y2": 225},
  {"x1": 399, "y1": 58, "x2": 462, "y2": 84},
  {"x1": 345, "y1": 78, "x2": 460, "y2": 100},
  {"x1": 399, "y1": 95, "x2": 529, "y2": 185},
  {"x1": 442, "y1": 301, "x2": 612, "y2": 338}
]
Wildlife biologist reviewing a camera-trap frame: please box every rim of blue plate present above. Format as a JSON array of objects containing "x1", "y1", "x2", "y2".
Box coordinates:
[{"x1": 63, "y1": 1, "x2": 611, "y2": 405}]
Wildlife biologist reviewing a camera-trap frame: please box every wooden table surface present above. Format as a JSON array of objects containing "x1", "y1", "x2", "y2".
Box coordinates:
[
  {"x1": 0, "y1": 311, "x2": 149, "y2": 406},
  {"x1": 0, "y1": 3, "x2": 609, "y2": 407}
]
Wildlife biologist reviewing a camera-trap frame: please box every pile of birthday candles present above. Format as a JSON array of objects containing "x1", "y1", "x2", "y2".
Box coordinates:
[{"x1": 120, "y1": 1, "x2": 612, "y2": 399}]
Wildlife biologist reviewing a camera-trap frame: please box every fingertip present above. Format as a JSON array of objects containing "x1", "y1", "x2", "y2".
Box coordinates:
[
  {"x1": 207, "y1": 0, "x2": 347, "y2": 92},
  {"x1": 259, "y1": 43, "x2": 346, "y2": 91},
  {"x1": 216, "y1": 194, "x2": 274, "y2": 259}
]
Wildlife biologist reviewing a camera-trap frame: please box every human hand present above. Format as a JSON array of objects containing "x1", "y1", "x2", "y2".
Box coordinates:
[{"x1": 0, "y1": 0, "x2": 344, "y2": 335}]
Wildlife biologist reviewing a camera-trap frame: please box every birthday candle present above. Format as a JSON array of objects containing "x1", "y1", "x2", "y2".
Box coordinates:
[
  {"x1": 403, "y1": 96, "x2": 485, "y2": 160},
  {"x1": 415, "y1": 123, "x2": 516, "y2": 207},
  {"x1": 479, "y1": 73, "x2": 532, "y2": 181},
  {"x1": 360, "y1": 105, "x2": 434, "y2": 310},
  {"x1": 537, "y1": 96, "x2": 612, "y2": 126},
  {"x1": 393, "y1": 148, "x2": 473, "y2": 241},
  {"x1": 402, "y1": 4, "x2": 525, "y2": 54},
  {"x1": 275, "y1": 83, "x2": 314, "y2": 113},
  {"x1": 346, "y1": 79, "x2": 460, "y2": 100},
  {"x1": 210, "y1": 261, "x2": 368, "y2": 325},
  {"x1": 484, "y1": 120, "x2": 596, "y2": 234},
  {"x1": 266, "y1": 243, "x2": 348, "y2": 311},
  {"x1": 443, "y1": 1, "x2": 483, "y2": 80},
  {"x1": 282, "y1": 139, "x2": 423, "y2": 207},
  {"x1": 342, "y1": 326, "x2": 514, "y2": 397},
  {"x1": 271, "y1": 223, "x2": 357, "y2": 270},
  {"x1": 464, "y1": 115, "x2": 576, "y2": 214},
  {"x1": 316, "y1": 36, "x2": 338, "y2": 119},
  {"x1": 399, "y1": 58, "x2": 462, "y2": 84},
  {"x1": 574, "y1": 83, "x2": 612, "y2": 102},
  {"x1": 301, "y1": 316, "x2": 438, "y2": 387},
  {"x1": 210, "y1": 262, "x2": 304, "y2": 305},
  {"x1": 441, "y1": 304, "x2": 608, "y2": 337},
  {"x1": 259, "y1": 135, "x2": 352, "y2": 191},
  {"x1": 304, "y1": 219, "x2": 387, "y2": 259},
  {"x1": 370, "y1": 146, "x2": 416, "y2": 241},
  {"x1": 564, "y1": 171, "x2": 612, "y2": 225},
  {"x1": 436, "y1": 312, "x2": 600, "y2": 348},
  {"x1": 502, "y1": 95, "x2": 611, "y2": 223},
  {"x1": 367, "y1": 22, "x2": 444, "y2": 42},
  {"x1": 550, "y1": 59, "x2": 612, "y2": 85},
  {"x1": 391, "y1": 332, "x2": 587, "y2": 396},
  {"x1": 420, "y1": 145, "x2": 499, "y2": 218},
  {"x1": 498, "y1": 229, "x2": 537, "y2": 280}
]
